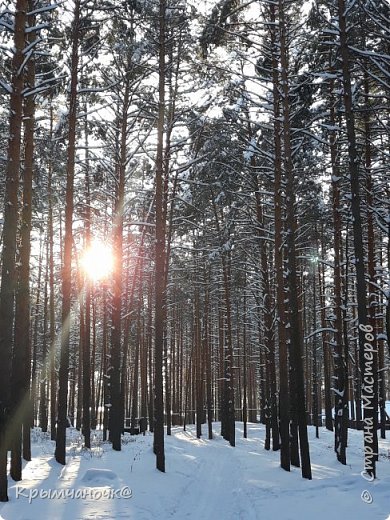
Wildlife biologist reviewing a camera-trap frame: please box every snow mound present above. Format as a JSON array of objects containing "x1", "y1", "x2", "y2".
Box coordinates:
[{"x1": 81, "y1": 468, "x2": 118, "y2": 486}]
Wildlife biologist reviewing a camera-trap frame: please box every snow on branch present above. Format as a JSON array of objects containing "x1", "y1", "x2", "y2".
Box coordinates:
[
  {"x1": 23, "y1": 36, "x2": 44, "y2": 55},
  {"x1": 25, "y1": 22, "x2": 50, "y2": 33},
  {"x1": 0, "y1": 79, "x2": 12, "y2": 94},
  {"x1": 305, "y1": 328, "x2": 337, "y2": 340},
  {"x1": 27, "y1": 3, "x2": 61, "y2": 16}
]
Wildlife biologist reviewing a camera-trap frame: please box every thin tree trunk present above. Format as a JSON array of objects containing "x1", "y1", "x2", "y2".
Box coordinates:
[
  {"x1": 279, "y1": 0, "x2": 311, "y2": 479},
  {"x1": 153, "y1": 0, "x2": 167, "y2": 472},
  {"x1": 55, "y1": 0, "x2": 81, "y2": 465},
  {"x1": 204, "y1": 277, "x2": 213, "y2": 440},
  {"x1": 82, "y1": 104, "x2": 92, "y2": 449},
  {"x1": 319, "y1": 225, "x2": 333, "y2": 431},
  {"x1": 110, "y1": 80, "x2": 130, "y2": 452},
  {"x1": 337, "y1": 0, "x2": 376, "y2": 478},
  {"x1": 48, "y1": 101, "x2": 57, "y2": 442},
  {"x1": 195, "y1": 285, "x2": 203, "y2": 439},
  {"x1": 269, "y1": 2, "x2": 290, "y2": 472}
]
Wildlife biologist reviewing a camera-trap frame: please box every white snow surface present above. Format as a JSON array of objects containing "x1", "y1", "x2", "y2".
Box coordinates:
[
  {"x1": 0, "y1": 422, "x2": 389, "y2": 520},
  {"x1": 81, "y1": 469, "x2": 118, "y2": 485}
]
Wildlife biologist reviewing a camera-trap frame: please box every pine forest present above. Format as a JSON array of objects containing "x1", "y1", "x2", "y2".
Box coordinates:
[{"x1": 0, "y1": 1, "x2": 389, "y2": 518}]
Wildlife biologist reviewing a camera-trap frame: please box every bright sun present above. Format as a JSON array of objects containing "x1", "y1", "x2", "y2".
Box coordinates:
[{"x1": 81, "y1": 240, "x2": 114, "y2": 281}]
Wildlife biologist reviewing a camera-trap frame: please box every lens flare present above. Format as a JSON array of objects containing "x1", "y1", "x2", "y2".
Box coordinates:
[{"x1": 81, "y1": 240, "x2": 114, "y2": 281}]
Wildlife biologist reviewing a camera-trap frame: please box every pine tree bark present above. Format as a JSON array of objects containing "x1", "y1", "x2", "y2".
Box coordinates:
[
  {"x1": 110, "y1": 79, "x2": 130, "y2": 452},
  {"x1": 55, "y1": 0, "x2": 81, "y2": 465},
  {"x1": 269, "y1": 1, "x2": 290, "y2": 472},
  {"x1": 204, "y1": 279, "x2": 213, "y2": 440},
  {"x1": 195, "y1": 285, "x2": 203, "y2": 439},
  {"x1": 0, "y1": 0, "x2": 28, "y2": 501},
  {"x1": 319, "y1": 228, "x2": 333, "y2": 432},
  {"x1": 211, "y1": 199, "x2": 235, "y2": 447},
  {"x1": 39, "y1": 259, "x2": 49, "y2": 435},
  {"x1": 154, "y1": 0, "x2": 167, "y2": 472},
  {"x1": 337, "y1": 0, "x2": 376, "y2": 477},
  {"x1": 10, "y1": 0, "x2": 36, "y2": 478},
  {"x1": 363, "y1": 72, "x2": 379, "y2": 457},
  {"x1": 278, "y1": 0, "x2": 311, "y2": 479},
  {"x1": 47, "y1": 100, "x2": 57, "y2": 441},
  {"x1": 329, "y1": 94, "x2": 348, "y2": 462},
  {"x1": 31, "y1": 237, "x2": 43, "y2": 428},
  {"x1": 82, "y1": 109, "x2": 91, "y2": 449}
]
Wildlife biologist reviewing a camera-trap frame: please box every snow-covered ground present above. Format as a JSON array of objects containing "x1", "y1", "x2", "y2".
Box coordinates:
[{"x1": 0, "y1": 422, "x2": 389, "y2": 520}]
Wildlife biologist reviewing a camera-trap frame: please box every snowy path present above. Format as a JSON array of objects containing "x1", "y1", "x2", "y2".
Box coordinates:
[
  {"x1": 167, "y1": 430, "x2": 258, "y2": 520},
  {"x1": 0, "y1": 422, "x2": 389, "y2": 520}
]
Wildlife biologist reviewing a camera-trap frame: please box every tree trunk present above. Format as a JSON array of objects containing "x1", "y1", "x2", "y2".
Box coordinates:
[
  {"x1": 110, "y1": 80, "x2": 130, "y2": 452},
  {"x1": 10, "y1": 0, "x2": 36, "y2": 478},
  {"x1": 279, "y1": 0, "x2": 311, "y2": 479},
  {"x1": 337, "y1": 0, "x2": 376, "y2": 478},
  {"x1": 269, "y1": 2, "x2": 290, "y2": 472},
  {"x1": 0, "y1": 0, "x2": 28, "y2": 501},
  {"x1": 82, "y1": 107, "x2": 92, "y2": 449},
  {"x1": 154, "y1": 0, "x2": 167, "y2": 472},
  {"x1": 55, "y1": 0, "x2": 81, "y2": 465}
]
